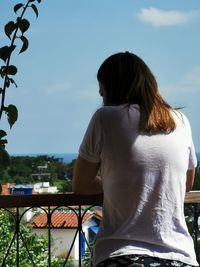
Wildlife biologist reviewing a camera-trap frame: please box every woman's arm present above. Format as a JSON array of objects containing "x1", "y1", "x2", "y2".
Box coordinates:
[
  {"x1": 186, "y1": 168, "x2": 196, "y2": 192},
  {"x1": 72, "y1": 155, "x2": 103, "y2": 195}
]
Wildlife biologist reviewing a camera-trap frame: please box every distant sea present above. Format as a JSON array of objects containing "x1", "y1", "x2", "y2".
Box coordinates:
[
  {"x1": 12, "y1": 152, "x2": 200, "y2": 164},
  {"x1": 47, "y1": 153, "x2": 78, "y2": 163},
  {"x1": 12, "y1": 153, "x2": 78, "y2": 164}
]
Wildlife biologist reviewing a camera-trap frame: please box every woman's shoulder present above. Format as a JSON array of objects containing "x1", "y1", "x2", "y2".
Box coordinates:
[
  {"x1": 96, "y1": 104, "x2": 140, "y2": 114},
  {"x1": 94, "y1": 105, "x2": 122, "y2": 117},
  {"x1": 93, "y1": 105, "x2": 140, "y2": 127},
  {"x1": 172, "y1": 109, "x2": 191, "y2": 129}
]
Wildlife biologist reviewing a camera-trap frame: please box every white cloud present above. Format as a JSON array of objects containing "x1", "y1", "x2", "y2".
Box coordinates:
[
  {"x1": 44, "y1": 81, "x2": 102, "y2": 106},
  {"x1": 181, "y1": 66, "x2": 200, "y2": 87},
  {"x1": 76, "y1": 88, "x2": 99, "y2": 100},
  {"x1": 73, "y1": 83, "x2": 100, "y2": 100},
  {"x1": 45, "y1": 82, "x2": 70, "y2": 94},
  {"x1": 138, "y1": 8, "x2": 199, "y2": 27},
  {"x1": 161, "y1": 66, "x2": 200, "y2": 98}
]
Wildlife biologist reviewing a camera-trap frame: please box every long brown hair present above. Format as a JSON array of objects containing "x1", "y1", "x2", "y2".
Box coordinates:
[{"x1": 97, "y1": 52, "x2": 176, "y2": 134}]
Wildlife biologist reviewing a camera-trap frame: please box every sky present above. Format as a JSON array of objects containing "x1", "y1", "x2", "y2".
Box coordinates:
[{"x1": 0, "y1": 0, "x2": 200, "y2": 154}]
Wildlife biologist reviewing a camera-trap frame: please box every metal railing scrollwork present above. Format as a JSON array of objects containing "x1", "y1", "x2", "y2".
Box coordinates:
[{"x1": 0, "y1": 192, "x2": 199, "y2": 266}]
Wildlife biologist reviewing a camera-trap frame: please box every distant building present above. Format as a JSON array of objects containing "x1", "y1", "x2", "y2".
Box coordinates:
[
  {"x1": 31, "y1": 163, "x2": 51, "y2": 181},
  {"x1": 33, "y1": 182, "x2": 58, "y2": 194},
  {"x1": 30, "y1": 210, "x2": 95, "y2": 261},
  {"x1": 0, "y1": 183, "x2": 16, "y2": 195},
  {"x1": 31, "y1": 173, "x2": 51, "y2": 181},
  {"x1": 9, "y1": 184, "x2": 33, "y2": 195}
]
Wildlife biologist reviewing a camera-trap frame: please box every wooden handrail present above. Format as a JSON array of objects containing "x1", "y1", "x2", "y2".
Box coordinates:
[
  {"x1": 184, "y1": 191, "x2": 200, "y2": 204},
  {"x1": 0, "y1": 191, "x2": 199, "y2": 208},
  {"x1": 0, "y1": 193, "x2": 103, "y2": 208}
]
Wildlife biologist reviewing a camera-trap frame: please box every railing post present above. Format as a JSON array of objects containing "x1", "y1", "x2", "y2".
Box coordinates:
[
  {"x1": 193, "y1": 204, "x2": 200, "y2": 263},
  {"x1": 48, "y1": 206, "x2": 51, "y2": 267},
  {"x1": 16, "y1": 207, "x2": 20, "y2": 267},
  {"x1": 78, "y1": 205, "x2": 82, "y2": 267}
]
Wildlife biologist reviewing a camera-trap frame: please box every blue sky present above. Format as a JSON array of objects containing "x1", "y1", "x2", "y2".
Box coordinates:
[{"x1": 0, "y1": 0, "x2": 200, "y2": 153}]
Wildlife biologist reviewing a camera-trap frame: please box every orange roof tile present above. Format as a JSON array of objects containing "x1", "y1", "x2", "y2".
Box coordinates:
[
  {"x1": 94, "y1": 210, "x2": 103, "y2": 219},
  {"x1": 0, "y1": 183, "x2": 16, "y2": 195},
  {"x1": 32, "y1": 211, "x2": 91, "y2": 228}
]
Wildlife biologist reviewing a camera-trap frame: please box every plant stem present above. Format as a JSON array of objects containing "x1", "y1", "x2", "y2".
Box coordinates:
[{"x1": 0, "y1": 0, "x2": 31, "y2": 121}]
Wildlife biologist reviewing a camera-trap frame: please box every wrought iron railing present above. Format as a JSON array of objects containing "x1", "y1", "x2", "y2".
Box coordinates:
[
  {"x1": 0, "y1": 192, "x2": 199, "y2": 267},
  {"x1": 184, "y1": 191, "x2": 200, "y2": 263}
]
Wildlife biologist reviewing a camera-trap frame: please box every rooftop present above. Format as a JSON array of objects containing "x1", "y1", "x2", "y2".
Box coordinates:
[{"x1": 32, "y1": 211, "x2": 91, "y2": 228}]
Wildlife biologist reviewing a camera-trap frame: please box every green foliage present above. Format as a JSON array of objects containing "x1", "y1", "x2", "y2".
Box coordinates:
[
  {"x1": 184, "y1": 207, "x2": 200, "y2": 263},
  {"x1": 193, "y1": 162, "x2": 200, "y2": 190},
  {"x1": 0, "y1": 210, "x2": 76, "y2": 266},
  {"x1": 0, "y1": 0, "x2": 42, "y2": 167},
  {"x1": 53, "y1": 179, "x2": 72, "y2": 193},
  {"x1": 0, "y1": 147, "x2": 11, "y2": 168},
  {"x1": 82, "y1": 242, "x2": 93, "y2": 267},
  {"x1": 66, "y1": 159, "x2": 76, "y2": 180},
  {"x1": 184, "y1": 163, "x2": 200, "y2": 263},
  {"x1": 0, "y1": 155, "x2": 74, "y2": 192}
]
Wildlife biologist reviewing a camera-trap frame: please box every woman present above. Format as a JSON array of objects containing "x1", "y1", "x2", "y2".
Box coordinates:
[{"x1": 72, "y1": 52, "x2": 198, "y2": 267}]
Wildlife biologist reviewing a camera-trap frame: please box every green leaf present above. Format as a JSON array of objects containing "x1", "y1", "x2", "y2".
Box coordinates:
[
  {"x1": 0, "y1": 139, "x2": 8, "y2": 146},
  {"x1": 0, "y1": 148, "x2": 10, "y2": 167},
  {"x1": 4, "y1": 65, "x2": 18, "y2": 76},
  {"x1": 19, "y1": 36, "x2": 29, "y2": 53},
  {"x1": 5, "y1": 77, "x2": 10, "y2": 87},
  {"x1": 0, "y1": 45, "x2": 16, "y2": 62},
  {"x1": 14, "y1": 3, "x2": 24, "y2": 14},
  {"x1": 31, "y1": 4, "x2": 39, "y2": 18},
  {"x1": 4, "y1": 21, "x2": 16, "y2": 40},
  {"x1": 10, "y1": 78, "x2": 18, "y2": 87},
  {"x1": 5, "y1": 104, "x2": 18, "y2": 128},
  {"x1": 0, "y1": 130, "x2": 7, "y2": 139},
  {"x1": 0, "y1": 131, "x2": 7, "y2": 148},
  {"x1": 17, "y1": 18, "x2": 30, "y2": 34},
  {"x1": 0, "y1": 66, "x2": 6, "y2": 78},
  {"x1": 0, "y1": 46, "x2": 10, "y2": 62}
]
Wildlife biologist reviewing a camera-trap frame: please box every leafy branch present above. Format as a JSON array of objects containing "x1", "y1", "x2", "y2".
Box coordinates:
[{"x1": 0, "y1": 0, "x2": 42, "y2": 166}]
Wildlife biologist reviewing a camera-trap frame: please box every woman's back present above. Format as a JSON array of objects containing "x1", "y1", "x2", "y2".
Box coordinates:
[{"x1": 79, "y1": 104, "x2": 198, "y2": 266}]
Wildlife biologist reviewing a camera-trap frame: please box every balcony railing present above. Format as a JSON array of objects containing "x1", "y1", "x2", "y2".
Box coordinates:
[{"x1": 0, "y1": 192, "x2": 199, "y2": 267}]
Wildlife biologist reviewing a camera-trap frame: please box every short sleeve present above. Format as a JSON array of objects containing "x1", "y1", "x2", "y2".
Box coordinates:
[
  {"x1": 188, "y1": 139, "x2": 197, "y2": 170},
  {"x1": 79, "y1": 109, "x2": 103, "y2": 163},
  {"x1": 183, "y1": 114, "x2": 198, "y2": 170}
]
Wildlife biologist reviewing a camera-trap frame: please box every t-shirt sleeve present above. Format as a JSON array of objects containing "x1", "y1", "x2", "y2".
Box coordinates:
[
  {"x1": 183, "y1": 114, "x2": 198, "y2": 170},
  {"x1": 188, "y1": 139, "x2": 197, "y2": 170},
  {"x1": 79, "y1": 109, "x2": 102, "y2": 163}
]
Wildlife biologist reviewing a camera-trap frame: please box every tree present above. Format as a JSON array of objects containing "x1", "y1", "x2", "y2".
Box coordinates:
[
  {"x1": 0, "y1": 155, "x2": 75, "y2": 192},
  {"x1": 66, "y1": 159, "x2": 77, "y2": 180},
  {"x1": 53, "y1": 179, "x2": 72, "y2": 193}
]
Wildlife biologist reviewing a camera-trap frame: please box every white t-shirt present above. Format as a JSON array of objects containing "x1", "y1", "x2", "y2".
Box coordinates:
[{"x1": 79, "y1": 104, "x2": 198, "y2": 266}]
